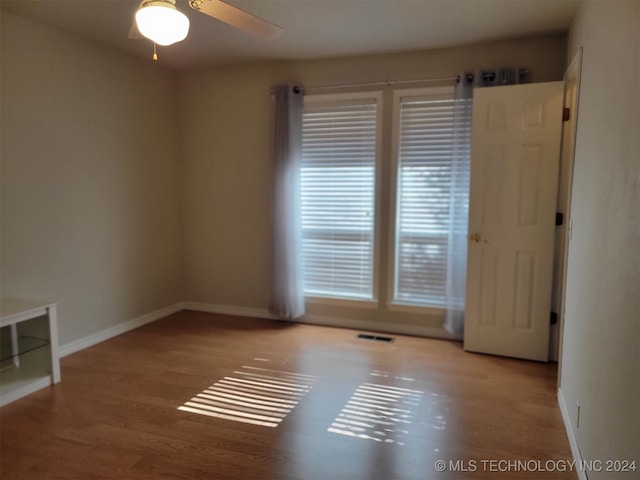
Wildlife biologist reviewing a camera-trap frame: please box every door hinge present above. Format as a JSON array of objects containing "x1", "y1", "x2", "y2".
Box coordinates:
[
  {"x1": 550, "y1": 312, "x2": 558, "y2": 325},
  {"x1": 569, "y1": 218, "x2": 573, "y2": 240},
  {"x1": 555, "y1": 212, "x2": 564, "y2": 226},
  {"x1": 562, "y1": 107, "x2": 571, "y2": 122}
]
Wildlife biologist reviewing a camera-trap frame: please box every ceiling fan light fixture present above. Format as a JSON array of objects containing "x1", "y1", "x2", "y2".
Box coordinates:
[{"x1": 135, "y1": 0, "x2": 190, "y2": 46}]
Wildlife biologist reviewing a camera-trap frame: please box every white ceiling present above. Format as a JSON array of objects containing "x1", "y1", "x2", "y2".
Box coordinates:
[{"x1": 1, "y1": 0, "x2": 580, "y2": 69}]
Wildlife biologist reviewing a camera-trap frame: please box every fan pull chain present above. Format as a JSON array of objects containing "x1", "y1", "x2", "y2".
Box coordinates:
[{"x1": 152, "y1": 43, "x2": 158, "y2": 61}]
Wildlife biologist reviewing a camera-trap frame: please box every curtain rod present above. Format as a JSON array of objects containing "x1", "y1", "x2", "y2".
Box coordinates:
[
  {"x1": 304, "y1": 75, "x2": 458, "y2": 92},
  {"x1": 301, "y1": 68, "x2": 530, "y2": 93}
]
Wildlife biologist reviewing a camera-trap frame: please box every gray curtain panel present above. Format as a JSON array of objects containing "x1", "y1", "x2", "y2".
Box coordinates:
[
  {"x1": 443, "y1": 67, "x2": 527, "y2": 336},
  {"x1": 269, "y1": 84, "x2": 306, "y2": 320}
]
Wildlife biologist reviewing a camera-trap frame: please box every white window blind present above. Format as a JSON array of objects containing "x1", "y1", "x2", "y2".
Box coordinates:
[
  {"x1": 393, "y1": 90, "x2": 456, "y2": 307},
  {"x1": 301, "y1": 96, "x2": 379, "y2": 300}
]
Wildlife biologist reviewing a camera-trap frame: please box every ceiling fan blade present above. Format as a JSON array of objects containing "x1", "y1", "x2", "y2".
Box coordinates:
[
  {"x1": 128, "y1": 18, "x2": 143, "y2": 39},
  {"x1": 189, "y1": 0, "x2": 283, "y2": 40}
]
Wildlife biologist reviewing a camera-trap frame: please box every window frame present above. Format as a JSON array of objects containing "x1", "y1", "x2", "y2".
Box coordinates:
[
  {"x1": 301, "y1": 90, "x2": 384, "y2": 306},
  {"x1": 387, "y1": 85, "x2": 455, "y2": 312}
]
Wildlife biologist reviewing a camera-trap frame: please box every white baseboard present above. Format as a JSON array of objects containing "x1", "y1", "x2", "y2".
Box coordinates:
[
  {"x1": 183, "y1": 302, "x2": 456, "y2": 340},
  {"x1": 181, "y1": 302, "x2": 277, "y2": 320},
  {"x1": 558, "y1": 387, "x2": 587, "y2": 480},
  {"x1": 58, "y1": 302, "x2": 185, "y2": 358},
  {"x1": 299, "y1": 313, "x2": 455, "y2": 340},
  {"x1": 58, "y1": 301, "x2": 456, "y2": 360}
]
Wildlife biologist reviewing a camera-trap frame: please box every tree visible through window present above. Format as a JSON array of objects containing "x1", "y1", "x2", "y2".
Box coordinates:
[{"x1": 393, "y1": 91, "x2": 457, "y2": 307}]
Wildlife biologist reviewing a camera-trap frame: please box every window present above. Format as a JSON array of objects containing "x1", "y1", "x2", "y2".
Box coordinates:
[
  {"x1": 392, "y1": 87, "x2": 456, "y2": 307},
  {"x1": 300, "y1": 93, "x2": 381, "y2": 301},
  {"x1": 299, "y1": 86, "x2": 458, "y2": 310}
]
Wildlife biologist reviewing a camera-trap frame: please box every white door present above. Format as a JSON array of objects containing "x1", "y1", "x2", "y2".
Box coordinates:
[{"x1": 463, "y1": 82, "x2": 564, "y2": 362}]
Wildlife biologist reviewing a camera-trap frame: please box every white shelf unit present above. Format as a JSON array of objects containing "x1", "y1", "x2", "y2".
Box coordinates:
[{"x1": 0, "y1": 298, "x2": 61, "y2": 407}]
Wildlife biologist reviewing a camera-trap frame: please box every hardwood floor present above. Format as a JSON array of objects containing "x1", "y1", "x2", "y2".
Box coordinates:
[{"x1": 1, "y1": 310, "x2": 575, "y2": 479}]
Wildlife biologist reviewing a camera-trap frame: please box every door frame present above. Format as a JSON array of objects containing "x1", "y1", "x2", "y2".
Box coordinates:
[{"x1": 554, "y1": 49, "x2": 583, "y2": 380}]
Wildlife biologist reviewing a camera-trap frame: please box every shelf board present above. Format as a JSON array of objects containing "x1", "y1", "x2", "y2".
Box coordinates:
[
  {"x1": 0, "y1": 298, "x2": 56, "y2": 327},
  {"x1": 0, "y1": 347, "x2": 53, "y2": 407}
]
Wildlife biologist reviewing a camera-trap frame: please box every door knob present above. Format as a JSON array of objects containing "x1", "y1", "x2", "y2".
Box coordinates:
[{"x1": 469, "y1": 233, "x2": 487, "y2": 244}]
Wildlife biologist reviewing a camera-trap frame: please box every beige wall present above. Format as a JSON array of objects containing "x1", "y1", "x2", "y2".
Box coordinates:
[
  {"x1": 1, "y1": 13, "x2": 183, "y2": 345},
  {"x1": 178, "y1": 35, "x2": 568, "y2": 335},
  {"x1": 562, "y1": 1, "x2": 639, "y2": 475}
]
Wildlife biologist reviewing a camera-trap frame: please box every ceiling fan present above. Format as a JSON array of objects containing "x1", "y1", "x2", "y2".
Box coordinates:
[{"x1": 130, "y1": 0, "x2": 283, "y2": 48}]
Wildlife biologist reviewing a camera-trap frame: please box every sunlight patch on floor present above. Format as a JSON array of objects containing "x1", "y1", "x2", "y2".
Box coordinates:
[
  {"x1": 370, "y1": 369, "x2": 415, "y2": 382},
  {"x1": 328, "y1": 382, "x2": 423, "y2": 445},
  {"x1": 178, "y1": 366, "x2": 316, "y2": 427}
]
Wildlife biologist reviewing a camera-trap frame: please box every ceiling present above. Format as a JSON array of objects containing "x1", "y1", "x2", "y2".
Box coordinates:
[{"x1": 1, "y1": 0, "x2": 580, "y2": 69}]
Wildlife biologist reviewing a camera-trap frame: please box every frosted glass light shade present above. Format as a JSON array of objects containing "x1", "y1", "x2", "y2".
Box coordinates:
[{"x1": 135, "y1": 1, "x2": 190, "y2": 46}]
